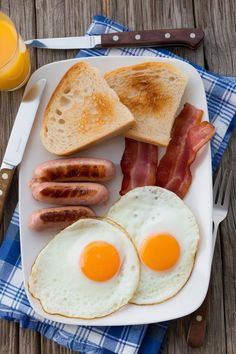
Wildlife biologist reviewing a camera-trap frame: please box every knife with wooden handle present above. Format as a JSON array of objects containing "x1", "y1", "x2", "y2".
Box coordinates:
[
  {"x1": 0, "y1": 168, "x2": 15, "y2": 222},
  {"x1": 25, "y1": 28, "x2": 204, "y2": 50},
  {"x1": 187, "y1": 291, "x2": 209, "y2": 347},
  {"x1": 0, "y1": 79, "x2": 46, "y2": 222}
]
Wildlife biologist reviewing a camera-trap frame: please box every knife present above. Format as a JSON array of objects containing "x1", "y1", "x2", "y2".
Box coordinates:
[
  {"x1": 25, "y1": 28, "x2": 204, "y2": 50},
  {"x1": 0, "y1": 79, "x2": 46, "y2": 222}
]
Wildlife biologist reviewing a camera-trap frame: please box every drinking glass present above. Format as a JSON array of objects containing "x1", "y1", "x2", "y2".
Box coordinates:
[{"x1": 0, "y1": 11, "x2": 31, "y2": 91}]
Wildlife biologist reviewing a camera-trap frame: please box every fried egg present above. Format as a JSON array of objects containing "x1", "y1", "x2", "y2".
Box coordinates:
[
  {"x1": 107, "y1": 186, "x2": 200, "y2": 304},
  {"x1": 28, "y1": 218, "x2": 140, "y2": 318}
]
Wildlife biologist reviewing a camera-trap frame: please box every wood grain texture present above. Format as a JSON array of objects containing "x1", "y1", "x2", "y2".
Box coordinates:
[
  {"x1": 35, "y1": 0, "x2": 102, "y2": 66},
  {"x1": 41, "y1": 336, "x2": 76, "y2": 354},
  {"x1": 220, "y1": 131, "x2": 236, "y2": 354},
  {"x1": 101, "y1": 28, "x2": 204, "y2": 49},
  {"x1": 194, "y1": 0, "x2": 236, "y2": 75},
  {"x1": 0, "y1": 0, "x2": 235, "y2": 353},
  {"x1": 186, "y1": 291, "x2": 209, "y2": 347},
  {"x1": 194, "y1": 2, "x2": 236, "y2": 353},
  {"x1": 0, "y1": 0, "x2": 40, "y2": 353},
  {"x1": 19, "y1": 328, "x2": 41, "y2": 354},
  {"x1": 0, "y1": 168, "x2": 15, "y2": 222},
  {"x1": 0, "y1": 319, "x2": 18, "y2": 354}
]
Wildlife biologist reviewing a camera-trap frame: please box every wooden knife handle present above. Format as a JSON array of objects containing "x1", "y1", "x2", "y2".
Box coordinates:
[
  {"x1": 186, "y1": 290, "x2": 209, "y2": 347},
  {"x1": 101, "y1": 28, "x2": 204, "y2": 50},
  {"x1": 0, "y1": 168, "x2": 15, "y2": 222}
]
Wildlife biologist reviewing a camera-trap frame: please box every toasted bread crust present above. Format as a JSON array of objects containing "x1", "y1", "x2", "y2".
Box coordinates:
[
  {"x1": 42, "y1": 62, "x2": 89, "y2": 127},
  {"x1": 41, "y1": 61, "x2": 135, "y2": 156},
  {"x1": 105, "y1": 62, "x2": 188, "y2": 147},
  {"x1": 105, "y1": 62, "x2": 184, "y2": 78}
]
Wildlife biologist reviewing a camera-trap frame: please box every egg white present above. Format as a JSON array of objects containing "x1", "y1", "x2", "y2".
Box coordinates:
[
  {"x1": 28, "y1": 218, "x2": 140, "y2": 318},
  {"x1": 107, "y1": 186, "x2": 200, "y2": 304}
]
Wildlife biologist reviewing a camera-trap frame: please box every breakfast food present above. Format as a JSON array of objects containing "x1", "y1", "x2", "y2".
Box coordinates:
[
  {"x1": 26, "y1": 58, "x2": 213, "y2": 322},
  {"x1": 104, "y1": 62, "x2": 187, "y2": 146},
  {"x1": 156, "y1": 103, "x2": 215, "y2": 198},
  {"x1": 40, "y1": 61, "x2": 135, "y2": 155},
  {"x1": 107, "y1": 186, "x2": 199, "y2": 305},
  {"x1": 31, "y1": 181, "x2": 108, "y2": 205},
  {"x1": 29, "y1": 206, "x2": 95, "y2": 231},
  {"x1": 28, "y1": 218, "x2": 140, "y2": 318},
  {"x1": 31, "y1": 157, "x2": 115, "y2": 183},
  {"x1": 120, "y1": 138, "x2": 157, "y2": 195},
  {"x1": 119, "y1": 104, "x2": 215, "y2": 198}
]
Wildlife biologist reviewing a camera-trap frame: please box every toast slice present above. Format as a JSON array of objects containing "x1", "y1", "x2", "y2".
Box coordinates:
[
  {"x1": 40, "y1": 61, "x2": 135, "y2": 155},
  {"x1": 104, "y1": 62, "x2": 188, "y2": 146}
]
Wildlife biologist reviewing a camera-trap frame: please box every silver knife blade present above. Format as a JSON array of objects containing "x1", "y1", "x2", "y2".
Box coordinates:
[
  {"x1": 2, "y1": 78, "x2": 46, "y2": 168},
  {"x1": 25, "y1": 36, "x2": 101, "y2": 49}
]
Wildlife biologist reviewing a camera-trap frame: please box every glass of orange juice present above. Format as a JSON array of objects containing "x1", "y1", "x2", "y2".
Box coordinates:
[{"x1": 0, "y1": 11, "x2": 31, "y2": 91}]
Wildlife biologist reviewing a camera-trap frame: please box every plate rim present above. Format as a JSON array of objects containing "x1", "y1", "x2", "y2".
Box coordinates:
[{"x1": 19, "y1": 55, "x2": 213, "y2": 326}]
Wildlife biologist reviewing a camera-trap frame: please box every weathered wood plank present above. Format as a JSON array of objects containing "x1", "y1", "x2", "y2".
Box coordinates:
[
  {"x1": 164, "y1": 238, "x2": 226, "y2": 354},
  {"x1": 19, "y1": 328, "x2": 41, "y2": 354},
  {"x1": 0, "y1": 0, "x2": 40, "y2": 353},
  {"x1": 0, "y1": 0, "x2": 235, "y2": 353},
  {"x1": 35, "y1": 0, "x2": 103, "y2": 67},
  {"x1": 0, "y1": 320, "x2": 18, "y2": 354},
  {"x1": 220, "y1": 133, "x2": 236, "y2": 354},
  {"x1": 102, "y1": 0, "x2": 204, "y2": 63},
  {"x1": 192, "y1": 1, "x2": 236, "y2": 353},
  {"x1": 194, "y1": 0, "x2": 236, "y2": 75},
  {"x1": 41, "y1": 336, "x2": 76, "y2": 354}
]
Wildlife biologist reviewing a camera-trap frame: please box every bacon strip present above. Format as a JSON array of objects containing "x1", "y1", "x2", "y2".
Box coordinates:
[
  {"x1": 120, "y1": 138, "x2": 158, "y2": 195},
  {"x1": 156, "y1": 103, "x2": 215, "y2": 199},
  {"x1": 188, "y1": 121, "x2": 216, "y2": 154}
]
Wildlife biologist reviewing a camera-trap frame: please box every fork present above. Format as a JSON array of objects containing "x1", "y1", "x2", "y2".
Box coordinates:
[{"x1": 187, "y1": 168, "x2": 233, "y2": 347}]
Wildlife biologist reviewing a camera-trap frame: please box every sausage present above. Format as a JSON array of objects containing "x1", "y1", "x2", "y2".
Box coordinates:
[
  {"x1": 29, "y1": 206, "x2": 95, "y2": 231},
  {"x1": 31, "y1": 182, "x2": 109, "y2": 205},
  {"x1": 31, "y1": 157, "x2": 115, "y2": 183}
]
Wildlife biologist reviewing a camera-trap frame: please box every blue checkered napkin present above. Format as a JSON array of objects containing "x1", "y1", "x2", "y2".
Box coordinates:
[
  {"x1": 0, "y1": 15, "x2": 236, "y2": 354},
  {"x1": 77, "y1": 15, "x2": 236, "y2": 173}
]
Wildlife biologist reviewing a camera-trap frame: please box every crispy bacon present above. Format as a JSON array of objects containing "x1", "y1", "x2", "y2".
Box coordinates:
[
  {"x1": 156, "y1": 103, "x2": 215, "y2": 199},
  {"x1": 188, "y1": 121, "x2": 216, "y2": 153},
  {"x1": 120, "y1": 138, "x2": 158, "y2": 195}
]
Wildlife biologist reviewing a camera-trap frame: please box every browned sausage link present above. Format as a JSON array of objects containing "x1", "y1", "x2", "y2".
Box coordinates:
[
  {"x1": 31, "y1": 182, "x2": 109, "y2": 205},
  {"x1": 29, "y1": 206, "x2": 95, "y2": 231},
  {"x1": 33, "y1": 158, "x2": 115, "y2": 182},
  {"x1": 47, "y1": 164, "x2": 106, "y2": 181},
  {"x1": 40, "y1": 208, "x2": 91, "y2": 222},
  {"x1": 40, "y1": 186, "x2": 97, "y2": 198}
]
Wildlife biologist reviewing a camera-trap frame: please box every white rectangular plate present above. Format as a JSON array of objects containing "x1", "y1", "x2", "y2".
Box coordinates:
[{"x1": 19, "y1": 56, "x2": 212, "y2": 326}]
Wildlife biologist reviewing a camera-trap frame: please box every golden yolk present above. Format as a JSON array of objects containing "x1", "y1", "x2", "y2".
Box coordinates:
[
  {"x1": 139, "y1": 233, "x2": 180, "y2": 271},
  {"x1": 80, "y1": 241, "x2": 121, "y2": 282}
]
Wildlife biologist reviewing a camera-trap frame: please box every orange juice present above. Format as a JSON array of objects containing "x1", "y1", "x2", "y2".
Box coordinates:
[{"x1": 0, "y1": 12, "x2": 31, "y2": 91}]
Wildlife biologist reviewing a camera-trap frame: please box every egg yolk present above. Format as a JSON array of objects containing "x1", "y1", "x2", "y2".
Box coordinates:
[
  {"x1": 139, "y1": 233, "x2": 180, "y2": 271},
  {"x1": 80, "y1": 241, "x2": 121, "y2": 282}
]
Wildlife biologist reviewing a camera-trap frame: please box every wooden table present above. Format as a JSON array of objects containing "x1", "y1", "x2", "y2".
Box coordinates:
[{"x1": 0, "y1": 0, "x2": 235, "y2": 353}]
